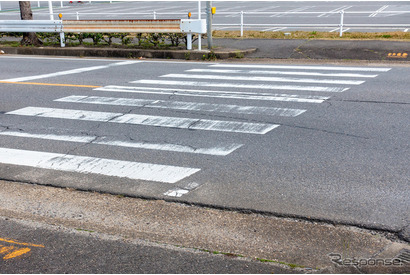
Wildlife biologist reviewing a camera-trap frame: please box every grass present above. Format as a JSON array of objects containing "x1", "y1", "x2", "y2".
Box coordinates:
[
  {"x1": 256, "y1": 258, "x2": 305, "y2": 269},
  {"x1": 212, "y1": 30, "x2": 410, "y2": 41}
]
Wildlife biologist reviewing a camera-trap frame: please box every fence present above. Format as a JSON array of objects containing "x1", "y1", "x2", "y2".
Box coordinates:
[{"x1": 31, "y1": 10, "x2": 410, "y2": 37}]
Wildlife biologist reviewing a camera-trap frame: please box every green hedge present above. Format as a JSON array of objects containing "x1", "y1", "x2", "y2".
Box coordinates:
[{"x1": 0, "y1": 32, "x2": 199, "y2": 48}]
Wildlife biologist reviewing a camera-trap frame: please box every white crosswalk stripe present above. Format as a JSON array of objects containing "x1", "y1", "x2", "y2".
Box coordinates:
[
  {"x1": 0, "y1": 131, "x2": 243, "y2": 156},
  {"x1": 209, "y1": 64, "x2": 391, "y2": 72},
  {"x1": 95, "y1": 85, "x2": 329, "y2": 103},
  {"x1": 55, "y1": 95, "x2": 307, "y2": 117},
  {"x1": 161, "y1": 73, "x2": 366, "y2": 85},
  {"x1": 0, "y1": 147, "x2": 200, "y2": 184},
  {"x1": 132, "y1": 80, "x2": 349, "y2": 93},
  {"x1": 185, "y1": 69, "x2": 379, "y2": 78},
  {"x1": 6, "y1": 107, "x2": 279, "y2": 134},
  {"x1": 2, "y1": 62, "x2": 392, "y2": 188}
]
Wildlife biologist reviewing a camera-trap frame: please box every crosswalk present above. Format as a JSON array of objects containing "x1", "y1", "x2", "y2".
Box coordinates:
[{"x1": 0, "y1": 62, "x2": 391, "y2": 197}]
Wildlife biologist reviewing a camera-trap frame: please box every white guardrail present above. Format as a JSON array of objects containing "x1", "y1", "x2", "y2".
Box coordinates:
[
  {"x1": 0, "y1": 19, "x2": 206, "y2": 49},
  {"x1": 35, "y1": 10, "x2": 410, "y2": 37}
]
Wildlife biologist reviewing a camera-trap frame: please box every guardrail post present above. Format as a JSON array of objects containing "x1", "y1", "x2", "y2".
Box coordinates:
[
  {"x1": 187, "y1": 33, "x2": 192, "y2": 50},
  {"x1": 339, "y1": 10, "x2": 344, "y2": 37},
  {"x1": 60, "y1": 32, "x2": 65, "y2": 48},
  {"x1": 240, "y1": 11, "x2": 244, "y2": 37},
  {"x1": 76, "y1": 12, "x2": 79, "y2": 20},
  {"x1": 153, "y1": 11, "x2": 157, "y2": 19}
]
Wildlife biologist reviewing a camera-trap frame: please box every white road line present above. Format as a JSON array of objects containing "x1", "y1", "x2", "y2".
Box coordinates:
[
  {"x1": 6, "y1": 107, "x2": 279, "y2": 135},
  {"x1": 95, "y1": 85, "x2": 329, "y2": 104},
  {"x1": 369, "y1": 5, "x2": 389, "y2": 17},
  {"x1": 133, "y1": 80, "x2": 349, "y2": 93},
  {"x1": 1, "y1": 61, "x2": 140, "y2": 82},
  {"x1": 0, "y1": 131, "x2": 243, "y2": 156},
  {"x1": 210, "y1": 64, "x2": 391, "y2": 72},
  {"x1": 56, "y1": 95, "x2": 306, "y2": 117},
  {"x1": 0, "y1": 147, "x2": 199, "y2": 184},
  {"x1": 185, "y1": 69, "x2": 378, "y2": 78}
]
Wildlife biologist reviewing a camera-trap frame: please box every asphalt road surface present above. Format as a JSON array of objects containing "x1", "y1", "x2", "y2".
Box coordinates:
[
  {"x1": 0, "y1": 56, "x2": 409, "y2": 235},
  {"x1": 0, "y1": 1, "x2": 409, "y2": 32},
  {"x1": 0, "y1": 217, "x2": 294, "y2": 273}
]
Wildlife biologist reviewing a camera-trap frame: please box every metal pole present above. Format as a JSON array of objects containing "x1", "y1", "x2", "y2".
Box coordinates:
[
  {"x1": 60, "y1": 1, "x2": 63, "y2": 8},
  {"x1": 48, "y1": 1, "x2": 54, "y2": 20},
  {"x1": 0, "y1": 3, "x2": 2, "y2": 11},
  {"x1": 76, "y1": 12, "x2": 79, "y2": 20},
  {"x1": 240, "y1": 11, "x2": 244, "y2": 37},
  {"x1": 206, "y1": 1, "x2": 212, "y2": 49},
  {"x1": 153, "y1": 11, "x2": 156, "y2": 19},
  {"x1": 198, "y1": 0, "x2": 202, "y2": 51},
  {"x1": 339, "y1": 10, "x2": 344, "y2": 37}
]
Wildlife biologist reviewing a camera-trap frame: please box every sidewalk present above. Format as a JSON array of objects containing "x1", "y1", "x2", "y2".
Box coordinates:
[
  {"x1": 1, "y1": 37, "x2": 410, "y2": 61},
  {"x1": 212, "y1": 38, "x2": 410, "y2": 61}
]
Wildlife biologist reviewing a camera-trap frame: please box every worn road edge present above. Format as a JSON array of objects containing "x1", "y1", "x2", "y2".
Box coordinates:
[{"x1": 0, "y1": 180, "x2": 408, "y2": 273}]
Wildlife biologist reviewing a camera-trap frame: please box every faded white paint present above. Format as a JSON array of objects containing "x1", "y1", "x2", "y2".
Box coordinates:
[
  {"x1": 0, "y1": 131, "x2": 243, "y2": 156},
  {"x1": 6, "y1": 107, "x2": 279, "y2": 134},
  {"x1": 185, "y1": 69, "x2": 378, "y2": 78},
  {"x1": 210, "y1": 64, "x2": 391, "y2": 72},
  {"x1": 161, "y1": 73, "x2": 365, "y2": 85},
  {"x1": 55, "y1": 95, "x2": 306, "y2": 117},
  {"x1": 0, "y1": 147, "x2": 200, "y2": 183},
  {"x1": 95, "y1": 85, "x2": 329, "y2": 103},
  {"x1": 132, "y1": 80, "x2": 349, "y2": 93},
  {"x1": 164, "y1": 188, "x2": 190, "y2": 197}
]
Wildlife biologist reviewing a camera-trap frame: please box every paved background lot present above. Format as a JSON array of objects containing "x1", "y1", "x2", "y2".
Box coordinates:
[{"x1": 1, "y1": 1, "x2": 410, "y2": 32}]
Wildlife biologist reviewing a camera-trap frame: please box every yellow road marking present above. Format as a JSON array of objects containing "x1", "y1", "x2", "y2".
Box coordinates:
[
  {"x1": 2, "y1": 247, "x2": 31, "y2": 260},
  {"x1": 0, "y1": 81, "x2": 101, "y2": 88},
  {"x1": 0, "y1": 237, "x2": 44, "y2": 248},
  {"x1": 0, "y1": 245, "x2": 15, "y2": 254}
]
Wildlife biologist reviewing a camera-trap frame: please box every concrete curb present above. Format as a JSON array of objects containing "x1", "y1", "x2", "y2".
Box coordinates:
[
  {"x1": 0, "y1": 46, "x2": 257, "y2": 60},
  {"x1": 0, "y1": 180, "x2": 408, "y2": 273}
]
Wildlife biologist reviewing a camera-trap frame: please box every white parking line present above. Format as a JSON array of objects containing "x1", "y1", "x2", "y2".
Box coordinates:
[
  {"x1": 369, "y1": 5, "x2": 389, "y2": 17},
  {"x1": 329, "y1": 27, "x2": 351, "y2": 33},
  {"x1": 133, "y1": 79, "x2": 349, "y2": 93},
  {"x1": 261, "y1": 27, "x2": 287, "y2": 32},
  {"x1": 7, "y1": 107, "x2": 279, "y2": 135},
  {"x1": 95, "y1": 85, "x2": 329, "y2": 104},
  {"x1": 271, "y1": 6, "x2": 313, "y2": 17},
  {"x1": 0, "y1": 147, "x2": 200, "y2": 184},
  {"x1": 317, "y1": 6, "x2": 352, "y2": 18},
  {"x1": 56, "y1": 95, "x2": 307, "y2": 117},
  {"x1": 0, "y1": 131, "x2": 243, "y2": 156}
]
